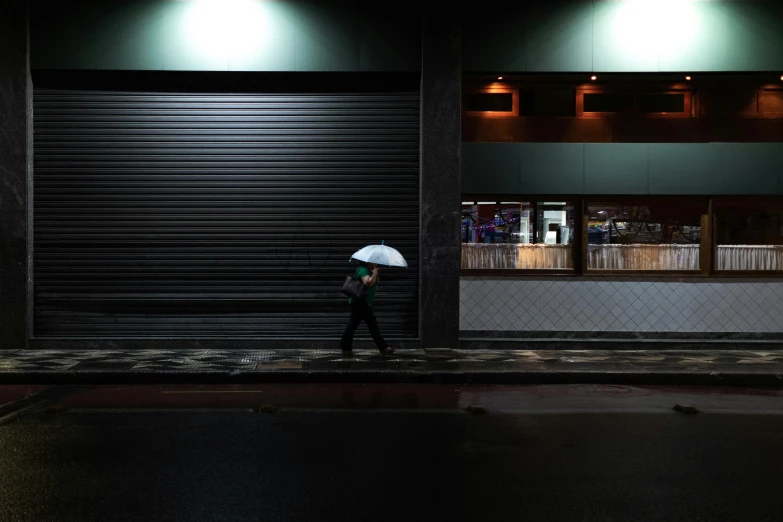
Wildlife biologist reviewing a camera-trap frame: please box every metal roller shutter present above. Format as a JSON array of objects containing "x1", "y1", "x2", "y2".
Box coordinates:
[{"x1": 33, "y1": 89, "x2": 419, "y2": 338}]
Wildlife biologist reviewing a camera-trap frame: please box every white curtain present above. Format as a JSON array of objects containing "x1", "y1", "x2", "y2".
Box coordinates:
[
  {"x1": 462, "y1": 243, "x2": 783, "y2": 271},
  {"x1": 461, "y1": 244, "x2": 572, "y2": 269},
  {"x1": 461, "y1": 244, "x2": 519, "y2": 269},
  {"x1": 588, "y1": 244, "x2": 699, "y2": 271},
  {"x1": 518, "y1": 245, "x2": 572, "y2": 269},
  {"x1": 717, "y1": 245, "x2": 783, "y2": 271}
]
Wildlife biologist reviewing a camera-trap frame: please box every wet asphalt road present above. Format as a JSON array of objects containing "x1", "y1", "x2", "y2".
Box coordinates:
[{"x1": 1, "y1": 386, "x2": 782, "y2": 521}]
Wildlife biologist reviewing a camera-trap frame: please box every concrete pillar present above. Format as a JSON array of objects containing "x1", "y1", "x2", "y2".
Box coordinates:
[
  {"x1": 0, "y1": 0, "x2": 31, "y2": 350},
  {"x1": 419, "y1": 17, "x2": 461, "y2": 349}
]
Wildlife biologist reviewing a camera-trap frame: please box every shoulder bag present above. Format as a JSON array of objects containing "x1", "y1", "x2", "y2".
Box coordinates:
[{"x1": 341, "y1": 272, "x2": 368, "y2": 299}]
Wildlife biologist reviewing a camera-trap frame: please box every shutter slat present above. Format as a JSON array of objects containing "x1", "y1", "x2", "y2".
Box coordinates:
[{"x1": 34, "y1": 90, "x2": 420, "y2": 338}]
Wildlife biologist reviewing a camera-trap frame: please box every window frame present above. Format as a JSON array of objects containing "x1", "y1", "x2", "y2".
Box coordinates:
[
  {"x1": 576, "y1": 87, "x2": 633, "y2": 118},
  {"x1": 457, "y1": 195, "x2": 783, "y2": 278},
  {"x1": 635, "y1": 90, "x2": 693, "y2": 118},
  {"x1": 759, "y1": 88, "x2": 783, "y2": 119},
  {"x1": 460, "y1": 195, "x2": 582, "y2": 276},
  {"x1": 582, "y1": 195, "x2": 709, "y2": 277},
  {"x1": 576, "y1": 86, "x2": 694, "y2": 119},
  {"x1": 711, "y1": 196, "x2": 783, "y2": 277},
  {"x1": 697, "y1": 88, "x2": 759, "y2": 118},
  {"x1": 462, "y1": 86, "x2": 519, "y2": 118}
]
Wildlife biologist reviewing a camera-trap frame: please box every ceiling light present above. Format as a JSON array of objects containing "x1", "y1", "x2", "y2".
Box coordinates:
[
  {"x1": 591, "y1": 75, "x2": 597, "y2": 81},
  {"x1": 685, "y1": 75, "x2": 692, "y2": 81},
  {"x1": 497, "y1": 76, "x2": 503, "y2": 80}
]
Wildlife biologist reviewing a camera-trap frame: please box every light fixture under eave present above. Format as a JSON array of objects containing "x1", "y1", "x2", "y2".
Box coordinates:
[
  {"x1": 497, "y1": 76, "x2": 503, "y2": 80},
  {"x1": 685, "y1": 75, "x2": 692, "y2": 81},
  {"x1": 179, "y1": 0, "x2": 274, "y2": 67},
  {"x1": 591, "y1": 75, "x2": 597, "y2": 81},
  {"x1": 611, "y1": 0, "x2": 699, "y2": 65}
]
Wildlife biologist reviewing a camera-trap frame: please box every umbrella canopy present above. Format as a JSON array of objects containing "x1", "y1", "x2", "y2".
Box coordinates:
[{"x1": 350, "y1": 244, "x2": 408, "y2": 267}]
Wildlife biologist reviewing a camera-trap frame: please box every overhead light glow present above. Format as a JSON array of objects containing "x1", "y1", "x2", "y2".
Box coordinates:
[
  {"x1": 178, "y1": 0, "x2": 274, "y2": 66},
  {"x1": 611, "y1": 0, "x2": 700, "y2": 65},
  {"x1": 497, "y1": 76, "x2": 503, "y2": 80},
  {"x1": 591, "y1": 75, "x2": 597, "y2": 81},
  {"x1": 685, "y1": 76, "x2": 692, "y2": 81}
]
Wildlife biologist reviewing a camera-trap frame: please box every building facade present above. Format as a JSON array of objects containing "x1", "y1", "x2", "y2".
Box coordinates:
[
  {"x1": 1, "y1": 0, "x2": 781, "y2": 351},
  {"x1": 460, "y1": 1, "x2": 783, "y2": 345}
]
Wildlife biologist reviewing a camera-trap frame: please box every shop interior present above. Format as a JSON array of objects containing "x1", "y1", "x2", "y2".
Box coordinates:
[
  {"x1": 461, "y1": 197, "x2": 783, "y2": 272},
  {"x1": 461, "y1": 201, "x2": 574, "y2": 269}
]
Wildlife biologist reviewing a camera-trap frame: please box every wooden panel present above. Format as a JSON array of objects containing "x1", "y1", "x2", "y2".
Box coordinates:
[
  {"x1": 700, "y1": 214, "x2": 711, "y2": 275},
  {"x1": 463, "y1": 115, "x2": 783, "y2": 143},
  {"x1": 638, "y1": 94, "x2": 685, "y2": 114},
  {"x1": 464, "y1": 76, "x2": 783, "y2": 143},
  {"x1": 465, "y1": 93, "x2": 514, "y2": 113},
  {"x1": 700, "y1": 89, "x2": 759, "y2": 117},
  {"x1": 761, "y1": 91, "x2": 783, "y2": 114},
  {"x1": 583, "y1": 93, "x2": 634, "y2": 114},
  {"x1": 463, "y1": 87, "x2": 519, "y2": 118}
]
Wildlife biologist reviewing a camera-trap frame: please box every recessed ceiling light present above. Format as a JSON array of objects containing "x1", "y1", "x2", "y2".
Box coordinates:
[
  {"x1": 497, "y1": 76, "x2": 503, "y2": 80},
  {"x1": 685, "y1": 75, "x2": 692, "y2": 81},
  {"x1": 591, "y1": 75, "x2": 597, "y2": 81}
]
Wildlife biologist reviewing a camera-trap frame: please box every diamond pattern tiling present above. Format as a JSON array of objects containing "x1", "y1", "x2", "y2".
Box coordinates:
[
  {"x1": 460, "y1": 277, "x2": 783, "y2": 333},
  {"x1": 0, "y1": 348, "x2": 774, "y2": 376}
]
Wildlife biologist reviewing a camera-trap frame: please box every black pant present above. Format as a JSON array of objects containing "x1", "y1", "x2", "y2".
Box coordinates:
[{"x1": 339, "y1": 299, "x2": 387, "y2": 352}]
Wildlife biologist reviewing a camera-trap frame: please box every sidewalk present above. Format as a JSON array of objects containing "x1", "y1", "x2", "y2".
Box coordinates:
[{"x1": 1, "y1": 348, "x2": 782, "y2": 385}]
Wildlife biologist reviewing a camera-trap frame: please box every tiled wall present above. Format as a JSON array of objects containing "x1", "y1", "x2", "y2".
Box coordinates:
[
  {"x1": 464, "y1": 1, "x2": 783, "y2": 73},
  {"x1": 461, "y1": 143, "x2": 783, "y2": 196},
  {"x1": 460, "y1": 277, "x2": 783, "y2": 334}
]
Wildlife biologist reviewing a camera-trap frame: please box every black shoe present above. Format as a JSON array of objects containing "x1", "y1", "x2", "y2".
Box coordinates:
[{"x1": 340, "y1": 348, "x2": 354, "y2": 357}]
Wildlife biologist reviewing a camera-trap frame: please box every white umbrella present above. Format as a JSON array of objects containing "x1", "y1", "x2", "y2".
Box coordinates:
[{"x1": 350, "y1": 242, "x2": 408, "y2": 267}]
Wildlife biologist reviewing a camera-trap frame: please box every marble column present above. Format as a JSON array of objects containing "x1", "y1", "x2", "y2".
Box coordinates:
[
  {"x1": 419, "y1": 17, "x2": 461, "y2": 349},
  {"x1": 0, "y1": 0, "x2": 31, "y2": 350}
]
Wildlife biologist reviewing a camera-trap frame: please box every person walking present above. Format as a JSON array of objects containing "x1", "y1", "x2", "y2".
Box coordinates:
[{"x1": 339, "y1": 261, "x2": 395, "y2": 355}]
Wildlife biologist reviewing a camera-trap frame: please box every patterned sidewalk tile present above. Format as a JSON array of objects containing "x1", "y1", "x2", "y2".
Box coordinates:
[{"x1": 0, "y1": 348, "x2": 781, "y2": 375}]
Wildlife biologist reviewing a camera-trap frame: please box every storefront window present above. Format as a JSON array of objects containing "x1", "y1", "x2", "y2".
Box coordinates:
[
  {"x1": 461, "y1": 201, "x2": 574, "y2": 269},
  {"x1": 715, "y1": 198, "x2": 783, "y2": 271},
  {"x1": 587, "y1": 200, "x2": 704, "y2": 271}
]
